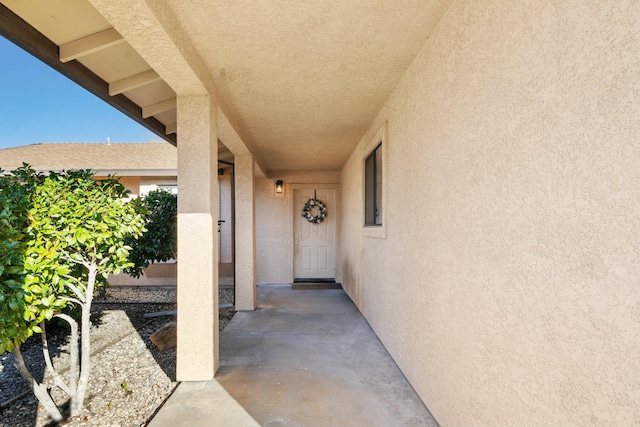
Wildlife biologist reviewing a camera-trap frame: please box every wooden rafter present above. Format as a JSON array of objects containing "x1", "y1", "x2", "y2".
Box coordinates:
[
  {"x1": 0, "y1": 4, "x2": 177, "y2": 145},
  {"x1": 142, "y1": 97, "x2": 176, "y2": 118},
  {"x1": 165, "y1": 122, "x2": 177, "y2": 135},
  {"x1": 60, "y1": 28, "x2": 124, "y2": 63},
  {"x1": 109, "y1": 69, "x2": 161, "y2": 96}
]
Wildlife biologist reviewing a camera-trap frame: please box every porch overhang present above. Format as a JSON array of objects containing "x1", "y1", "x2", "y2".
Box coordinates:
[{"x1": 0, "y1": 3, "x2": 177, "y2": 146}]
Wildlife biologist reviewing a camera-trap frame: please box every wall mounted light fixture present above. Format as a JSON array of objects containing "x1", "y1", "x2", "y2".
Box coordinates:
[{"x1": 275, "y1": 180, "x2": 284, "y2": 194}]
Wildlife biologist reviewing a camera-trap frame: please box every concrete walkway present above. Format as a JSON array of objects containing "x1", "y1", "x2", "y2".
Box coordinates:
[{"x1": 148, "y1": 285, "x2": 439, "y2": 427}]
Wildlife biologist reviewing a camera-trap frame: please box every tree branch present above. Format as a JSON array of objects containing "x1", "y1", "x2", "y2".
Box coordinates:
[
  {"x1": 54, "y1": 313, "x2": 79, "y2": 398},
  {"x1": 60, "y1": 252, "x2": 91, "y2": 269},
  {"x1": 60, "y1": 278, "x2": 86, "y2": 303},
  {"x1": 12, "y1": 346, "x2": 64, "y2": 422},
  {"x1": 40, "y1": 321, "x2": 71, "y2": 396},
  {"x1": 60, "y1": 296, "x2": 83, "y2": 306},
  {"x1": 72, "y1": 262, "x2": 97, "y2": 416}
]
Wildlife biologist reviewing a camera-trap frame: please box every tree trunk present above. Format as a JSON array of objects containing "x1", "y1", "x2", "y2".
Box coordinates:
[
  {"x1": 12, "y1": 346, "x2": 64, "y2": 422},
  {"x1": 41, "y1": 321, "x2": 71, "y2": 395},
  {"x1": 71, "y1": 262, "x2": 96, "y2": 416},
  {"x1": 55, "y1": 313, "x2": 79, "y2": 397}
]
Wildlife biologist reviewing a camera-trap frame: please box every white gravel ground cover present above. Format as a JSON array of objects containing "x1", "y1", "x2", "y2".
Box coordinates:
[{"x1": 0, "y1": 287, "x2": 235, "y2": 426}]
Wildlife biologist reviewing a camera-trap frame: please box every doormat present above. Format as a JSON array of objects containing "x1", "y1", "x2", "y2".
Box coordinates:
[{"x1": 291, "y1": 282, "x2": 343, "y2": 290}]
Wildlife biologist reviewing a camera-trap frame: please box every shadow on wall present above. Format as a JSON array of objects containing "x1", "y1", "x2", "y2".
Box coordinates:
[{"x1": 342, "y1": 256, "x2": 363, "y2": 311}]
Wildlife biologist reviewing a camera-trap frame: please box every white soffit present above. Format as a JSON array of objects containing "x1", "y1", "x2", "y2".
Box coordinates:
[
  {"x1": 2, "y1": 0, "x2": 178, "y2": 136},
  {"x1": 3, "y1": 0, "x2": 112, "y2": 45}
]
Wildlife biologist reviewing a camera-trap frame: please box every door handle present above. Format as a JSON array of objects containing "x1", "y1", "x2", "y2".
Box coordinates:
[{"x1": 294, "y1": 233, "x2": 299, "y2": 254}]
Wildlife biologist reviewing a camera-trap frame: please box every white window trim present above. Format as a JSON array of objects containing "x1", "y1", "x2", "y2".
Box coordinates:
[{"x1": 362, "y1": 122, "x2": 387, "y2": 239}]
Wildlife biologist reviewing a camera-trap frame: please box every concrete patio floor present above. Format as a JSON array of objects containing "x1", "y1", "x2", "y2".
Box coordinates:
[{"x1": 148, "y1": 284, "x2": 439, "y2": 427}]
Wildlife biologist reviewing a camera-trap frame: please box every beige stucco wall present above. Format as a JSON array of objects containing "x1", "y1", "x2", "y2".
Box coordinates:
[
  {"x1": 95, "y1": 175, "x2": 140, "y2": 198},
  {"x1": 256, "y1": 171, "x2": 340, "y2": 284},
  {"x1": 95, "y1": 176, "x2": 178, "y2": 199},
  {"x1": 139, "y1": 176, "x2": 178, "y2": 196},
  {"x1": 338, "y1": 1, "x2": 640, "y2": 426}
]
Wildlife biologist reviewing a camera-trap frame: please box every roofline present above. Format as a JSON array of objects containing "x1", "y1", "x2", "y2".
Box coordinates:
[{"x1": 0, "y1": 4, "x2": 177, "y2": 146}]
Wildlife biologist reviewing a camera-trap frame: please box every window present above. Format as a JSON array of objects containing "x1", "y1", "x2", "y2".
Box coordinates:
[
  {"x1": 365, "y1": 142, "x2": 382, "y2": 226},
  {"x1": 158, "y1": 184, "x2": 178, "y2": 195},
  {"x1": 362, "y1": 122, "x2": 387, "y2": 239}
]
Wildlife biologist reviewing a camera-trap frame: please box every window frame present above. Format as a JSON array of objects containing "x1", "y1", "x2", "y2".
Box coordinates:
[
  {"x1": 364, "y1": 142, "x2": 382, "y2": 226},
  {"x1": 362, "y1": 122, "x2": 387, "y2": 239}
]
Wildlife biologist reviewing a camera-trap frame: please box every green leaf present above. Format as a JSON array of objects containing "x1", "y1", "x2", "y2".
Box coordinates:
[{"x1": 29, "y1": 285, "x2": 43, "y2": 294}]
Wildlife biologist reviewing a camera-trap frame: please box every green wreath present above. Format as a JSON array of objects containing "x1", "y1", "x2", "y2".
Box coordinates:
[{"x1": 302, "y1": 198, "x2": 328, "y2": 224}]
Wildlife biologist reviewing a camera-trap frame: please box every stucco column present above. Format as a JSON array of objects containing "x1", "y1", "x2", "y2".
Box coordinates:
[
  {"x1": 234, "y1": 154, "x2": 256, "y2": 310},
  {"x1": 176, "y1": 94, "x2": 219, "y2": 380}
]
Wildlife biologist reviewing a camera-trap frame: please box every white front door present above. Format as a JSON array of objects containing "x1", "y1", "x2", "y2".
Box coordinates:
[{"x1": 294, "y1": 188, "x2": 336, "y2": 280}]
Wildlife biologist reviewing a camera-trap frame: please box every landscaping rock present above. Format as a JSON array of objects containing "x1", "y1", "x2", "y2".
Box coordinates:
[
  {"x1": 150, "y1": 322, "x2": 177, "y2": 351},
  {"x1": 0, "y1": 286, "x2": 235, "y2": 426}
]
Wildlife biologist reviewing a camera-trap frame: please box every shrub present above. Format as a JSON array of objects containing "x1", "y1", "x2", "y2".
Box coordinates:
[{"x1": 125, "y1": 189, "x2": 177, "y2": 278}]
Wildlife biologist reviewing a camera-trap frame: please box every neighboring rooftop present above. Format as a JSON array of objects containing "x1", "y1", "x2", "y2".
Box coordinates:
[{"x1": 0, "y1": 142, "x2": 176, "y2": 176}]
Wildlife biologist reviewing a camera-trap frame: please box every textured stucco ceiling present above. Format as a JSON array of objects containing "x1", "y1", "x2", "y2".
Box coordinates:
[
  {"x1": 2, "y1": 0, "x2": 452, "y2": 174},
  {"x1": 164, "y1": 0, "x2": 452, "y2": 172}
]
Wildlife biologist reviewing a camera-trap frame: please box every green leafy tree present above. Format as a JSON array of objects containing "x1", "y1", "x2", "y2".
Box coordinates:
[
  {"x1": 0, "y1": 166, "x2": 36, "y2": 353},
  {"x1": 125, "y1": 189, "x2": 177, "y2": 278},
  {"x1": 0, "y1": 165, "x2": 145, "y2": 421}
]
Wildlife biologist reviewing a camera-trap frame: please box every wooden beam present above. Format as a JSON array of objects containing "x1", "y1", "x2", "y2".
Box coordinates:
[
  {"x1": 0, "y1": 4, "x2": 176, "y2": 145},
  {"x1": 142, "y1": 97, "x2": 176, "y2": 118},
  {"x1": 109, "y1": 69, "x2": 161, "y2": 96},
  {"x1": 60, "y1": 27, "x2": 124, "y2": 63},
  {"x1": 166, "y1": 122, "x2": 177, "y2": 135}
]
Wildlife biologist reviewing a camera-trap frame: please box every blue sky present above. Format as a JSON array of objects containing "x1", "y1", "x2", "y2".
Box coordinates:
[{"x1": 0, "y1": 36, "x2": 161, "y2": 149}]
